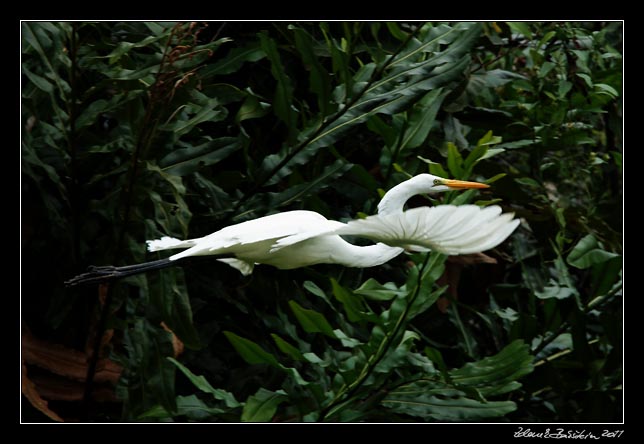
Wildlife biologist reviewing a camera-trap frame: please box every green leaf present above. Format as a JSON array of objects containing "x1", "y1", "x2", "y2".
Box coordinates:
[
  {"x1": 594, "y1": 83, "x2": 619, "y2": 98},
  {"x1": 162, "y1": 98, "x2": 227, "y2": 138},
  {"x1": 514, "y1": 177, "x2": 540, "y2": 188},
  {"x1": 450, "y1": 340, "x2": 534, "y2": 396},
  {"x1": 496, "y1": 139, "x2": 535, "y2": 150},
  {"x1": 567, "y1": 234, "x2": 620, "y2": 269},
  {"x1": 400, "y1": 88, "x2": 447, "y2": 150},
  {"x1": 303, "y1": 280, "x2": 334, "y2": 307},
  {"x1": 199, "y1": 44, "x2": 266, "y2": 78},
  {"x1": 22, "y1": 22, "x2": 70, "y2": 97},
  {"x1": 236, "y1": 94, "x2": 270, "y2": 123},
  {"x1": 258, "y1": 22, "x2": 481, "y2": 185},
  {"x1": 258, "y1": 32, "x2": 297, "y2": 141},
  {"x1": 446, "y1": 142, "x2": 464, "y2": 178},
  {"x1": 223, "y1": 331, "x2": 281, "y2": 367},
  {"x1": 424, "y1": 347, "x2": 452, "y2": 382},
  {"x1": 291, "y1": 26, "x2": 333, "y2": 114},
  {"x1": 168, "y1": 357, "x2": 241, "y2": 408},
  {"x1": 331, "y1": 278, "x2": 366, "y2": 322},
  {"x1": 262, "y1": 159, "x2": 353, "y2": 208},
  {"x1": 535, "y1": 280, "x2": 577, "y2": 300},
  {"x1": 270, "y1": 333, "x2": 305, "y2": 361},
  {"x1": 506, "y1": 22, "x2": 533, "y2": 39},
  {"x1": 122, "y1": 319, "x2": 178, "y2": 415},
  {"x1": 416, "y1": 155, "x2": 448, "y2": 175},
  {"x1": 383, "y1": 389, "x2": 517, "y2": 421},
  {"x1": 22, "y1": 65, "x2": 54, "y2": 93},
  {"x1": 386, "y1": 22, "x2": 409, "y2": 41},
  {"x1": 354, "y1": 278, "x2": 406, "y2": 301},
  {"x1": 288, "y1": 300, "x2": 337, "y2": 339},
  {"x1": 138, "y1": 395, "x2": 225, "y2": 421},
  {"x1": 151, "y1": 268, "x2": 201, "y2": 349},
  {"x1": 241, "y1": 388, "x2": 288, "y2": 422},
  {"x1": 159, "y1": 137, "x2": 241, "y2": 176}
]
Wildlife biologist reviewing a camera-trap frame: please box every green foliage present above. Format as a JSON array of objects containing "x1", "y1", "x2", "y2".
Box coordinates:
[{"x1": 22, "y1": 21, "x2": 622, "y2": 422}]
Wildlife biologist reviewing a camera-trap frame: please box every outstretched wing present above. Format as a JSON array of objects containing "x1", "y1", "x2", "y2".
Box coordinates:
[{"x1": 334, "y1": 205, "x2": 519, "y2": 255}]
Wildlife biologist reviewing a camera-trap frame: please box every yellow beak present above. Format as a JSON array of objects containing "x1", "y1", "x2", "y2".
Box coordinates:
[{"x1": 442, "y1": 179, "x2": 490, "y2": 189}]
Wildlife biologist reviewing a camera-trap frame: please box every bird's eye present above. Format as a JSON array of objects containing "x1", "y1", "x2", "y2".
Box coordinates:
[{"x1": 433, "y1": 179, "x2": 442, "y2": 186}]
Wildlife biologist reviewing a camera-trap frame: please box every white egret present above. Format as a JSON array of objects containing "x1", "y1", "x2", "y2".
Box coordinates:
[{"x1": 65, "y1": 174, "x2": 509, "y2": 286}]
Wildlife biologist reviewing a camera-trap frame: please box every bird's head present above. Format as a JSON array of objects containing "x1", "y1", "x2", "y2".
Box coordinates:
[
  {"x1": 408, "y1": 174, "x2": 490, "y2": 193},
  {"x1": 377, "y1": 174, "x2": 490, "y2": 215}
]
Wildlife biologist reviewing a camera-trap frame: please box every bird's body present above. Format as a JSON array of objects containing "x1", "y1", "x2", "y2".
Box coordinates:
[
  {"x1": 147, "y1": 210, "x2": 403, "y2": 275},
  {"x1": 65, "y1": 174, "x2": 519, "y2": 286}
]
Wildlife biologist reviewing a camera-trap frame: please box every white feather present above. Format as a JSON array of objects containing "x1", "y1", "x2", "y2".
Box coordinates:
[
  {"x1": 332, "y1": 205, "x2": 519, "y2": 255},
  {"x1": 146, "y1": 236, "x2": 199, "y2": 252}
]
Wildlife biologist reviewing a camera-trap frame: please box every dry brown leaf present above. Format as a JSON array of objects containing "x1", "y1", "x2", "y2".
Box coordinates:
[
  {"x1": 28, "y1": 373, "x2": 117, "y2": 402},
  {"x1": 22, "y1": 329, "x2": 121, "y2": 384},
  {"x1": 447, "y1": 252, "x2": 497, "y2": 266},
  {"x1": 161, "y1": 322, "x2": 185, "y2": 357},
  {"x1": 436, "y1": 253, "x2": 499, "y2": 313},
  {"x1": 22, "y1": 361, "x2": 64, "y2": 422}
]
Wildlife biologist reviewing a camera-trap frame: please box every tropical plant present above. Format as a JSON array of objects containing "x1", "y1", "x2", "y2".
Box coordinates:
[{"x1": 21, "y1": 21, "x2": 622, "y2": 422}]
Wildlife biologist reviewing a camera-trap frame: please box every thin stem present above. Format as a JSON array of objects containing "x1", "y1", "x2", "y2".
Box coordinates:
[
  {"x1": 320, "y1": 253, "x2": 434, "y2": 421},
  {"x1": 81, "y1": 25, "x2": 181, "y2": 417}
]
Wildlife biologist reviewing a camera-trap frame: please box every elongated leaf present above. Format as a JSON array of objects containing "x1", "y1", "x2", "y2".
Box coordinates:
[
  {"x1": 261, "y1": 160, "x2": 353, "y2": 208},
  {"x1": 567, "y1": 234, "x2": 620, "y2": 269},
  {"x1": 162, "y1": 97, "x2": 228, "y2": 138},
  {"x1": 354, "y1": 278, "x2": 406, "y2": 301},
  {"x1": 507, "y1": 22, "x2": 533, "y2": 39},
  {"x1": 241, "y1": 388, "x2": 287, "y2": 422},
  {"x1": 331, "y1": 278, "x2": 366, "y2": 323},
  {"x1": 168, "y1": 357, "x2": 241, "y2": 408},
  {"x1": 22, "y1": 22, "x2": 70, "y2": 97},
  {"x1": 535, "y1": 280, "x2": 577, "y2": 300},
  {"x1": 222, "y1": 332, "x2": 309, "y2": 387},
  {"x1": 258, "y1": 32, "x2": 297, "y2": 141},
  {"x1": 138, "y1": 395, "x2": 226, "y2": 420},
  {"x1": 223, "y1": 331, "x2": 281, "y2": 367},
  {"x1": 383, "y1": 341, "x2": 532, "y2": 420},
  {"x1": 288, "y1": 300, "x2": 337, "y2": 339},
  {"x1": 446, "y1": 142, "x2": 464, "y2": 178},
  {"x1": 291, "y1": 25, "x2": 332, "y2": 114},
  {"x1": 303, "y1": 280, "x2": 334, "y2": 307},
  {"x1": 382, "y1": 389, "x2": 517, "y2": 421},
  {"x1": 270, "y1": 333, "x2": 305, "y2": 361},
  {"x1": 401, "y1": 88, "x2": 447, "y2": 150},
  {"x1": 152, "y1": 268, "x2": 200, "y2": 349},
  {"x1": 449, "y1": 340, "x2": 533, "y2": 396},
  {"x1": 159, "y1": 137, "x2": 241, "y2": 176},
  {"x1": 199, "y1": 44, "x2": 266, "y2": 78},
  {"x1": 236, "y1": 94, "x2": 270, "y2": 123},
  {"x1": 124, "y1": 319, "x2": 177, "y2": 414},
  {"x1": 22, "y1": 64, "x2": 53, "y2": 93},
  {"x1": 258, "y1": 23, "x2": 481, "y2": 185}
]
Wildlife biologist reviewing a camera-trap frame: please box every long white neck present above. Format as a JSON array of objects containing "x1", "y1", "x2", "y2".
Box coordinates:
[
  {"x1": 377, "y1": 176, "x2": 429, "y2": 215},
  {"x1": 302, "y1": 236, "x2": 404, "y2": 268},
  {"x1": 332, "y1": 241, "x2": 405, "y2": 268}
]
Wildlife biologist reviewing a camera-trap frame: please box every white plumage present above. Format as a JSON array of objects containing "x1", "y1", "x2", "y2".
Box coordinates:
[
  {"x1": 145, "y1": 210, "x2": 403, "y2": 274},
  {"x1": 272, "y1": 205, "x2": 519, "y2": 256},
  {"x1": 66, "y1": 174, "x2": 519, "y2": 286},
  {"x1": 145, "y1": 175, "x2": 519, "y2": 274}
]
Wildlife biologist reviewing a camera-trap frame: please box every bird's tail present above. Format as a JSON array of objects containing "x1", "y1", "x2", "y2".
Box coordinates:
[
  {"x1": 64, "y1": 258, "x2": 176, "y2": 287},
  {"x1": 146, "y1": 236, "x2": 198, "y2": 252}
]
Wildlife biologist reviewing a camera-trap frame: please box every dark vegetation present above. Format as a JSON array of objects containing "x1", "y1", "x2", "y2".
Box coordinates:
[{"x1": 21, "y1": 21, "x2": 622, "y2": 422}]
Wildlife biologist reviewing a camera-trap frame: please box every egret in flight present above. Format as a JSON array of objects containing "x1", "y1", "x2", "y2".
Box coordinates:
[{"x1": 65, "y1": 174, "x2": 517, "y2": 286}]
